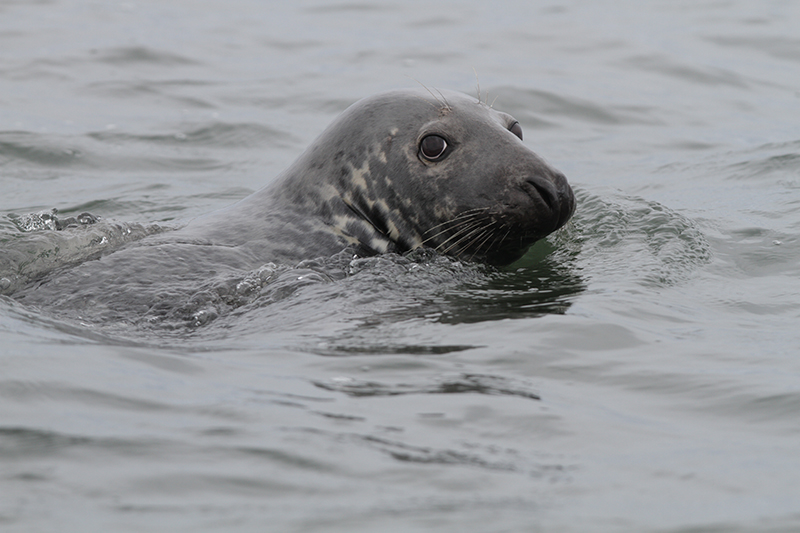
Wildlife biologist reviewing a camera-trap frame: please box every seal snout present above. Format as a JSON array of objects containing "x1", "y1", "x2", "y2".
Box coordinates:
[{"x1": 556, "y1": 177, "x2": 576, "y2": 229}]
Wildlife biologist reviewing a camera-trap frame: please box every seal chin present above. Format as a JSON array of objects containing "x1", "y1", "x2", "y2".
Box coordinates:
[
  {"x1": 469, "y1": 174, "x2": 574, "y2": 266},
  {"x1": 421, "y1": 171, "x2": 574, "y2": 266},
  {"x1": 558, "y1": 187, "x2": 577, "y2": 230}
]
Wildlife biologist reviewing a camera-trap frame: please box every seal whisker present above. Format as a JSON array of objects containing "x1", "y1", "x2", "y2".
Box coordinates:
[
  {"x1": 475, "y1": 225, "x2": 511, "y2": 261},
  {"x1": 500, "y1": 227, "x2": 512, "y2": 248},
  {"x1": 472, "y1": 66, "x2": 482, "y2": 104},
  {"x1": 425, "y1": 211, "x2": 494, "y2": 249},
  {"x1": 431, "y1": 220, "x2": 485, "y2": 251},
  {"x1": 433, "y1": 88, "x2": 451, "y2": 110},
  {"x1": 458, "y1": 226, "x2": 496, "y2": 259},
  {"x1": 464, "y1": 217, "x2": 508, "y2": 260},
  {"x1": 422, "y1": 208, "x2": 490, "y2": 236},
  {"x1": 438, "y1": 221, "x2": 493, "y2": 255},
  {"x1": 435, "y1": 224, "x2": 481, "y2": 254},
  {"x1": 411, "y1": 94, "x2": 443, "y2": 110},
  {"x1": 421, "y1": 214, "x2": 491, "y2": 246},
  {"x1": 421, "y1": 214, "x2": 487, "y2": 243},
  {"x1": 465, "y1": 221, "x2": 501, "y2": 256},
  {"x1": 406, "y1": 76, "x2": 451, "y2": 111},
  {"x1": 468, "y1": 230, "x2": 497, "y2": 261}
]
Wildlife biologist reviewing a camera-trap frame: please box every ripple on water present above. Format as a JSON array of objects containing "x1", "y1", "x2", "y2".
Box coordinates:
[
  {"x1": 87, "y1": 121, "x2": 291, "y2": 149},
  {"x1": 723, "y1": 140, "x2": 800, "y2": 181},
  {"x1": 564, "y1": 188, "x2": 712, "y2": 287},
  {"x1": 1, "y1": 186, "x2": 712, "y2": 354},
  {"x1": 0, "y1": 212, "x2": 164, "y2": 296},
  {"x1": 313, "y1": 373, "x2": 541, "y2": 400},
  {"x1": 0, "y1": 129, "x2": 233, "y2": 174}
]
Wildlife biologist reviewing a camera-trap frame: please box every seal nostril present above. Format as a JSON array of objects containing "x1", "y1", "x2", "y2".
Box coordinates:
[{"x1": 524, "y1": 177, "x2": 558, "y2": 213}]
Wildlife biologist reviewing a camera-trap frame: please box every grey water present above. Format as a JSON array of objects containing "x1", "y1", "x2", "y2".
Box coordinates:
[{"x1": 2, "y1": 0, "x2": 800, "y2": 531}]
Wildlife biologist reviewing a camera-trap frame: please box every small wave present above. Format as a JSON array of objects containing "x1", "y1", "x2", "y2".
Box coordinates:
[
  {"x1": 0, "y1": 211, "x2": 164, "y2": 295},
  {"x1": 0, "y1": 132, "x2": 86, "y2": 169},
  {"x1": 313, "y1": 373, "x2": 540, "y2": 400},
  {"x1": 0, "y1": 129, "x2": 231, "y2": 173},
  {"x1": 566, "y1": 188, "x2": 712, "y2": 286},
  {"x1": 706, "y1": 35, "x2": 800, "y2": 63},
  {"x1": 0, "y1": 426, "x2": 162, "y2": 458},
  {"x1": 284, "y1": 427, "x2": 573, "y2": 479},
  {"x1": 622, "y1": 53, "x2": 749, "y2": 88},
  {"x1": 85, "y1": 79, "x2": 216, "y2": 110},
  {"x1": 94, "y1": 46, "x2": 202, "y2": 67},
  {"x1": 722, "y1": 140, "x2": 800, "y2": 181},
  {"x1": 10, "y1": 209, "x2": 97, "y2": 232},
  {"x1": 88, "y1": 121, "x2": 291, "y2": 149}
]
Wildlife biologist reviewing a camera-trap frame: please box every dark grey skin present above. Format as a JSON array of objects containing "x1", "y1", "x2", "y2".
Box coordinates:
[{"x1": 15, "y1": 89, "x2": 574, "y2": 319}]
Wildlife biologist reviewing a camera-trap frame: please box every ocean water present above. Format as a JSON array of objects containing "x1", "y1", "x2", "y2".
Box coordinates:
[{"x1": 2, "y1": 0, "x2": 800, "y2": 531}]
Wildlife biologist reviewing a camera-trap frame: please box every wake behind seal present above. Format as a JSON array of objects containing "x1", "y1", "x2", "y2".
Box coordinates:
[{"x1": 12, "y1": 88, "x2": 575, "y2": 318}]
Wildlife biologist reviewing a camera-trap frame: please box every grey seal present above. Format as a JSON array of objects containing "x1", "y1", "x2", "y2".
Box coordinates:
[
  {"x1": 13, "y1": 88, "x2": 575, "y2": 318},
  {"x1": 183, "y1": 87, "x2": 574, "y2": 266}
]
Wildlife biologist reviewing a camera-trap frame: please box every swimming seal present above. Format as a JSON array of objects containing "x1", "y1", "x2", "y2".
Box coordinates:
[
  {"x1": 13, "y1": 88, "x2": 575, "y2": 317},
  {"x1": 181, "y1": 87, "x2": 575, "y2": 266}
]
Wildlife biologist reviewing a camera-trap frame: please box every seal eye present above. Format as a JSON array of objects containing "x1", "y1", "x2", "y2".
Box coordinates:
[
  {"x1": 509, "y1": 122, "x2": 523, "y2": 141},
  {"x1": 419, "y1": 134, "x2": 448, "y2": 161}
]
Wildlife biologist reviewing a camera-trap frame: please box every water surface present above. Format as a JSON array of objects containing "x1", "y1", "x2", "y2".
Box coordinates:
[{"x1": 2, "y1": 1, "x2": 800, "y2": 531}]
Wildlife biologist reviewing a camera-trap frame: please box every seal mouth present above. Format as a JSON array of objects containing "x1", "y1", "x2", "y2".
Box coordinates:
[
  {"x1": 557, "y1": 183, "x2": 576, "y2": 229},
  {"x1": 420, "y1": 173, "x2": 576, "y2": 266}
]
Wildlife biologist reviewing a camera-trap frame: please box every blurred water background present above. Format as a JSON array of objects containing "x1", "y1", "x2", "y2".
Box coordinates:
[{"x1": 2, "y1": 0, "x2": 800, "y2": 531}]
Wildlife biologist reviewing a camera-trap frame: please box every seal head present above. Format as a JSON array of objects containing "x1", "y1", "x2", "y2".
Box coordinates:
[{"x1": 190, "y1": 88, "x2": 575, "y2": 266}]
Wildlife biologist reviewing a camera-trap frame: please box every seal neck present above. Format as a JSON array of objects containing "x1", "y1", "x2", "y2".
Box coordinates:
[{"x1": 339, "y1": 196, "x2": 402, "y2": 255}]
